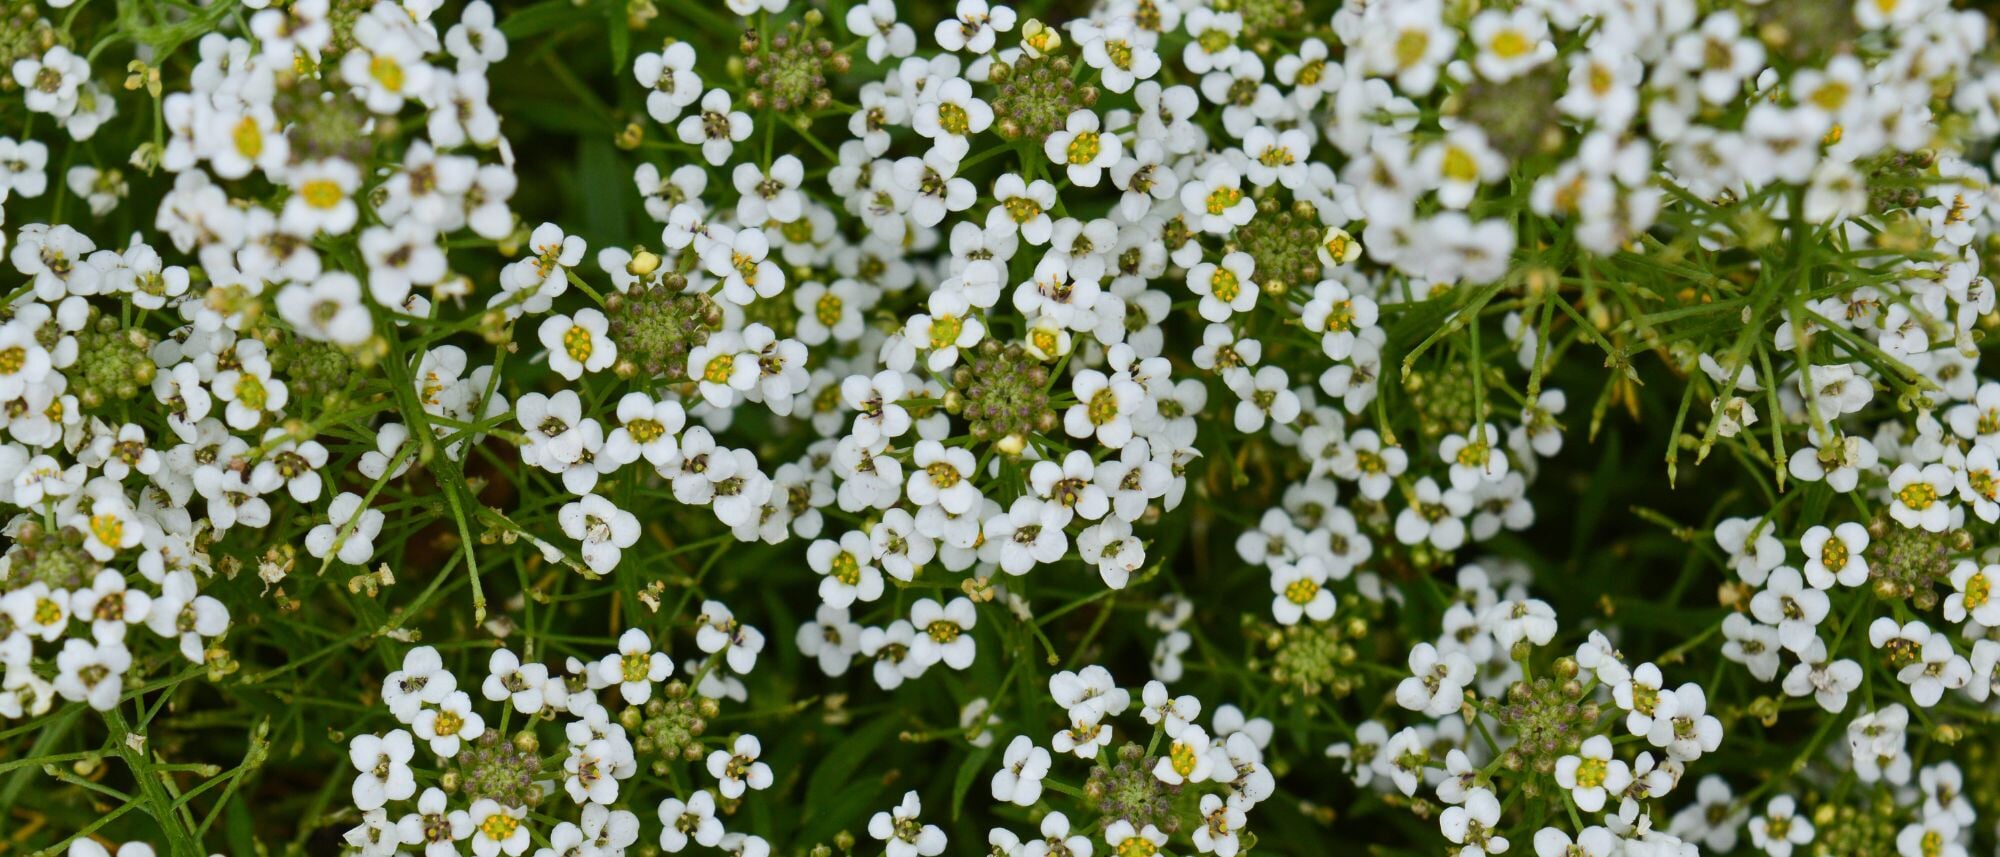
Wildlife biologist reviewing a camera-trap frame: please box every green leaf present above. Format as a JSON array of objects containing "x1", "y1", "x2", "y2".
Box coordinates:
[
  {"x1": 950, "y1": 744, "x2": 993, "y2": 821},
  {"x1": 793, "y1": 776, "x2": 886, "y2": 851},
  {"x1": 500, "y1": 0, "x2": 579, "y2": 39},
  {"x1": 803, "y1": 715, "x2": 901, "y2": 811},
  {"x1": 576, "y1": 138, "x2": 631, "y2": 246},
  {"x1": 606, "y1": 0, "x2": 633, "y2": 73}
]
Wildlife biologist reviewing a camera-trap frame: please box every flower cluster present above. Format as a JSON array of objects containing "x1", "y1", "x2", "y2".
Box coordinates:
[{"x1": 7, "y1": 0, "x2": 2000, "y2": 853}]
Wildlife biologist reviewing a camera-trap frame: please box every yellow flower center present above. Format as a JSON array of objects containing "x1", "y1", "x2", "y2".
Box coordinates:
[
  {"x1": 831, "y1": 551, "x2": 861, "y2": 586},
  {"x1": 1209, "y1": 268, "x2": 1240, "y2": 303},
  {"x1": 621, "y1": 651, "x2": 652, "y2": 683},
  {"x1": 1297, "y1": 59, "x2": 1324, "y2": 86},
  {"x1": 1065, "y1": 131, "x2": 1101, "y2": 166},
  {"x1": 816, "y1": 293, "x2": 844, "y2": 328},
  {"x1": 938, "y1": 102, "x2": 970, "y2": 135},
  {"x1": 1394, "y1": 29, "x2": 1429, "y2": 68},
  {"x1": 1810, "y1": 81, "x2": 1850, "y2": 112},
  {"x1": 1117, "y1": 838, "x2": 1159, "y2": 857},
  {"x1": 1205, "y1": 187, "x2": 1242, "y2": 216},
  {"x1": 478, "y1": 812, "x2": 519, "y2": 842},
  {"x1": 235, "y1": 375, "x2": 268, "y2": 411},
  {"x1": 233, "y1": 116, "x2": 264, "y2": 158},
  {"x1": 1106, "y1": 40, "x2": 1134, "y2": 69},
  {"x1": 1489, "y1": 30, "x2": 1531, "y2": 59},
  {"x1": 1574, "y1": 756, "x2": 1607, "y2": 789},
  {"x1": 1197, "y1": 28, "x2": 1231, "y2": 55},
  {"x1": 369, "y1": 55, "x2": 405, "y2": 92},
  {"x1": 703, "y1": 354, "x2": 735, "y2": 384},
  {"x1": 1170, "y1": 741, "x2": 1200, "y2": 777},
  {"x1": 89, "y1": 514, "x2": 124, "y2": 549},
  {"x1": 928, "y1": 315, "x2": 963, "y2": 350},
  {"x1": 1441, "y1": 147, "x2": 1479, "y2": 183},
  {"x1": 301, "y1": 179, "x2": 344, "y2": 210},
  {"x1": 1284, "y1": 577, "x2": 1319, "y2": 605},
  {"x1": 562, "y1": 325, "x2": 593, "y2": 365},
  {"x1": 1004, "y1": 197, "x2": 1042, "y2": 224},
  {"x1": 627, "y1": 418, "x2": 664, "y2": 444},
  {"x1": 1898, "y1": 481, "x2": 1937, "y2": 511}
]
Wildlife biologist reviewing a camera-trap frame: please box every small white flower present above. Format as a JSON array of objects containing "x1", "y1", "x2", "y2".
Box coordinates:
[{"x1": 705, "y1": 734, "x2": 773, "y2": 799}]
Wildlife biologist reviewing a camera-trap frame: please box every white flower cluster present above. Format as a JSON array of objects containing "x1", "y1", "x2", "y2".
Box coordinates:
[
  {"x1": 9, "y1": 0, "x2": 2000, "y2": 849},
  {"x1": 345, "y1": 602, "x2": 771, "y2": 857}
]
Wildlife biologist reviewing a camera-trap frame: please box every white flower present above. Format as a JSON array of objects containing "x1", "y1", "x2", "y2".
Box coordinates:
[
  {"x1": 1063, "y1": 369, "x2": 1143, "y2": 448},
  {"x1": 706, "y1": 734, "x2": 774, "y2": 799},
  {"x1": 598, "y1": 628, "x2": 671, "y2": 705},
  {"x1": 1944, "y1": 561, "x2": 2000, "y2": 626},
  {"x1": 1180, "y1": 162, "x2": 1254, "y2": 235},
  {"x1": 1393, "y1": 477, "x2": 1472, "y2": 551},
  {"x1": 1799, "y1": 522, "x2": 1869, "y2": 589},
  {"x1": 560, "y1": 494, "x2": 639, "y2": 574},
  {"x1": 702, "y1": 225, "x2": 785, "y2": 304},
  {"x1": 348, "y1": 730, "x2": 417, "y2": 811},
  {"x1": 412, "y1": 691, "x2": 484, "y2": 758},
  {"x1": 1152, "y1": 724, "x2": 1216, "y2": 785},
  {"x1": 469, "y1": 799, "x2": 529, "y2": 857},
  {"x1": 934, "y1": 0, "x2": 1015, "y2": 54},
  {"x1": 1187, "y1": 252, "x2": 1256, "y2": 322},
  {"x1": 1440, "y1": 423, "x2": 1508, "y2": 491},
  {"x1": 1748, "y1": 567, "x2": 1830, "y2": 654},
  {"x1": 1895, "y1": 815, "x2": 1966, "y2": 857},
  {"x1": 909, "y1": 597, "x2": 977, "y2": 670},
  {"x1": 1647, "y1": 683, "x2": 1724, "y2": 761},
  {"x1": 1395, "y1": 642, "x2": 1473, "y2": 717},
  {"x1": 71, "y1": 569, "x2": 151, "y2": 642},
  {"x1": 397, "y1": 787, "x2": 471, "y2": 857},
  {"x1": 657, "y1": 791, "x2": 724, "y2": 852},
  {"x1": 846, "y1": 0, "x2": 915, "y2": 62},
  {"x1": 1745, "y1": 796, "x2": 1814, "y2": 857},
  {"x1": 1720, "y1": 613, "x2": 1781, "y2": 682},
  {"x1": 283, "y1": 159, "x2": 362, "y2": 236},
  {"x1": 146, "y1": 571, "x2": 228, "y2": 662},
  {"x1": 841, "y1": 370, "x2": 912, "y2": 447},
  {"x1": 1887, "y1": 463, "x2": 1955, "y2": 532},
  {"x1": 1553, "y1": 735, "x2": 1630, "y2": 813},
  {"x1": 1781, "y1": 637, "x2": 1862, "y2": 713},
  {"x1": 539, "y1": 310, "x2": 616, "y2": 380},
  {"x1": 1533, "y1": 827, "x2": 1614, "y2": 857},
  {"x1": 869, "y1": 791, "x2": 946, "y2": 857},
  {"x1": 990, "y1": 735, "x2": 1050, "y2": 806},
  {"x1": 1226, "y1": 365, "x2": 1300, "y2": 433},
  {"x1": 1897, "y1": 630, "x2": 1970, "y2": 707},
  {"x1": 1103, "y1": 821, "x2": 1167, "y2": 857},
  {"x1": 1270, "y1": 556, "x2": 1336, "y2": 625},
  {"x1": 1043, "y1": 110, "x2": 1120, "y2": 187},
  {"x1": 1192, "y1": 794, "x2": 1247, "y2": 857},
  {"x1": 481, "y1": 648, "x2": 549, "y2": 714},
  {"x1": 1440, "y1": 787, "x2": 1508, "y2": 856},
  {"x1": 1078, "y1": 518, "x2": 1147, "y2": 589},
  {"x1": 677, "y1": 88, "x2": 753, "y2": 166},
  {"x1": 305, "y1": 492, "x2": 385, "y2": 567},
  {"x1": 276, "y1": 272, "x2": 372, "y2": 345},
  {"x1": 734, "y1": 155, "x2": 805, "y2": 224},
  {"x1": 810, "y1": 530, "x2": 884, "y2": 608},
  {"x1": 52, "y1": 638, "x2": 129, "y2": 711}
]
